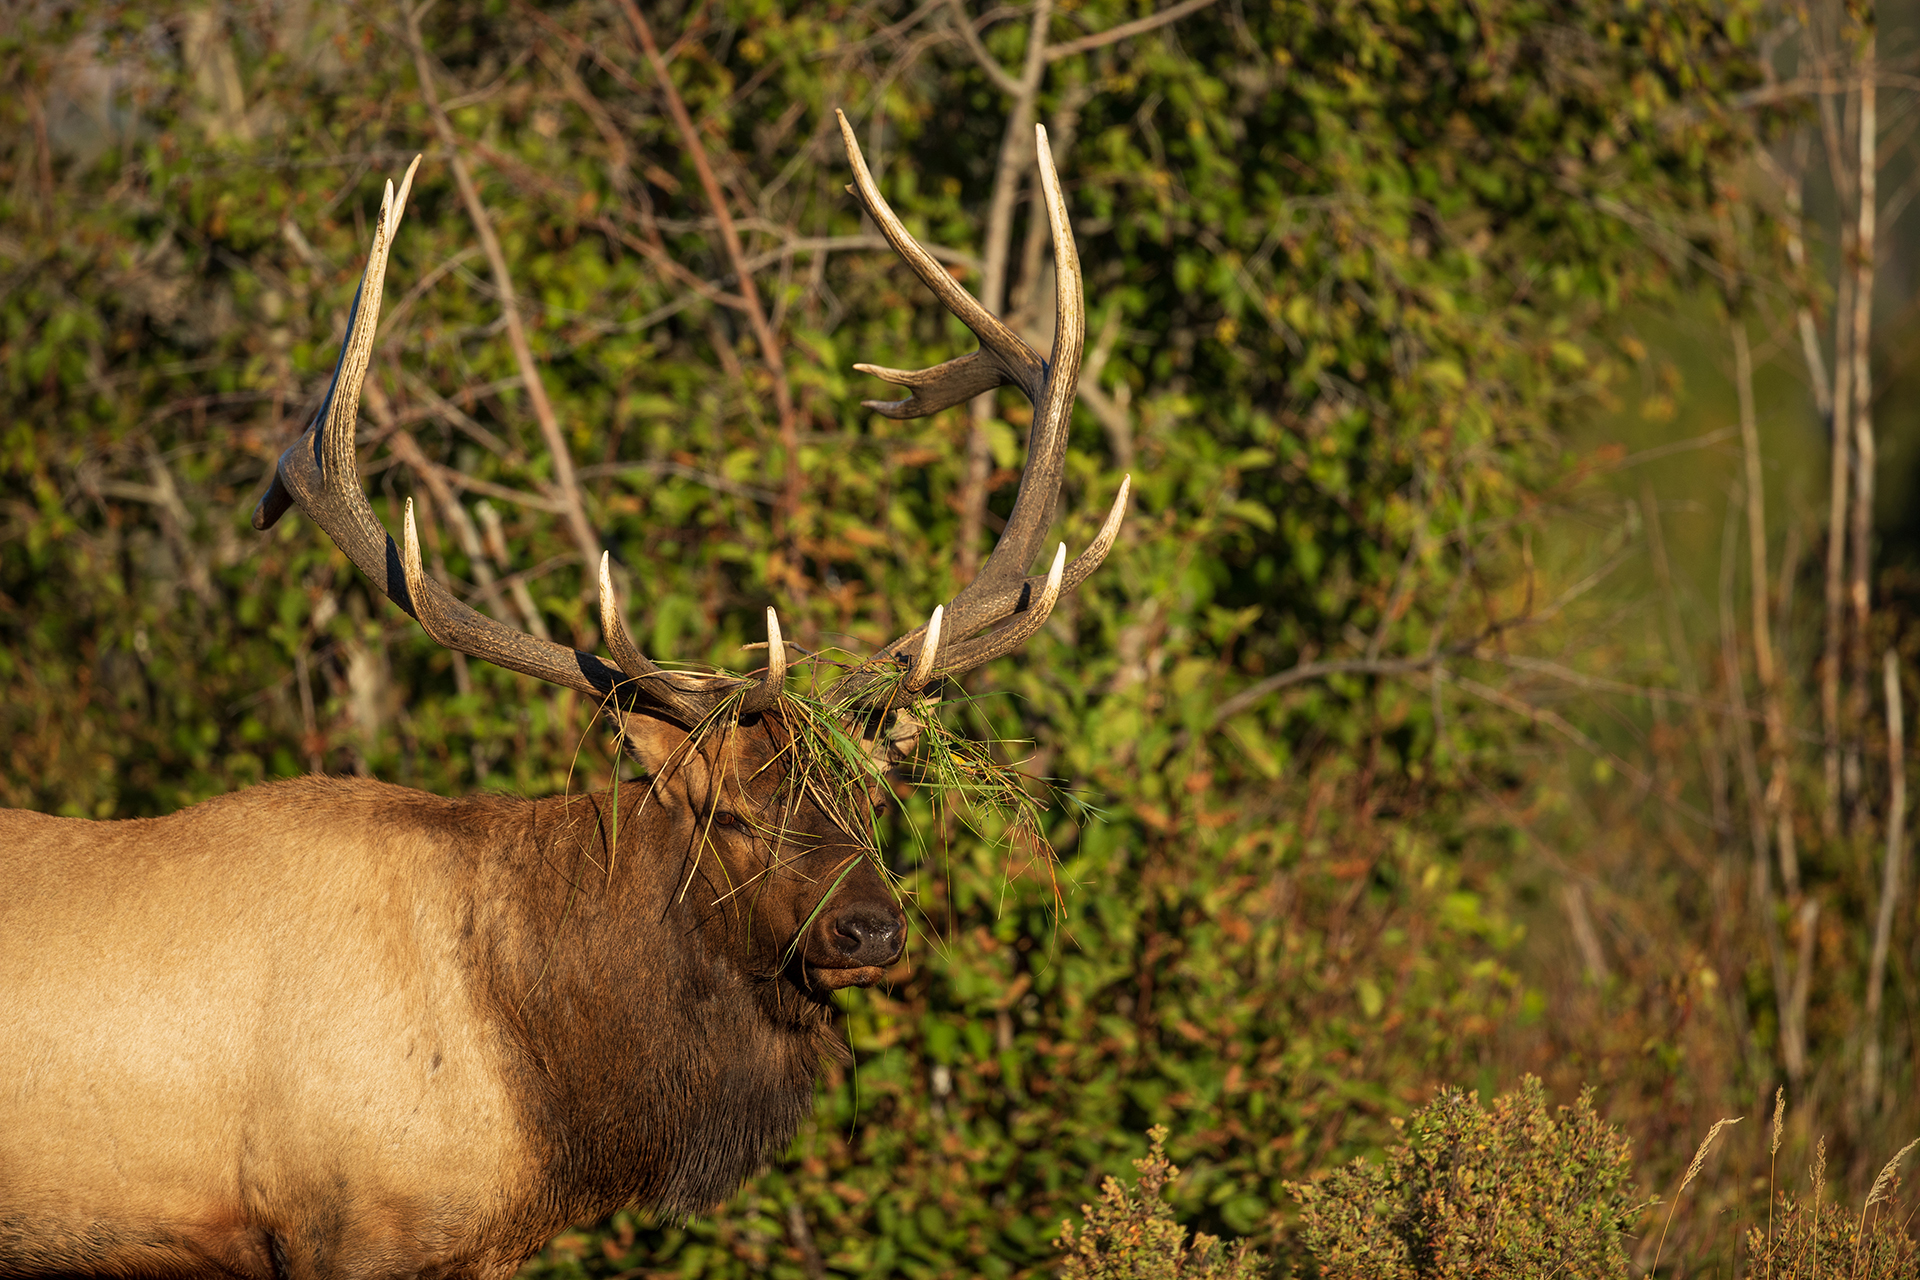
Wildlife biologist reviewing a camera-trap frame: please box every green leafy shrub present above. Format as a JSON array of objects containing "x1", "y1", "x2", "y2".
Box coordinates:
[
  {"x1": 1055, "y1": 1126, "x2": 1266, "y2": 1280},
  {"x1": 1286, "y1": 1078, "x2": 1635, "y2": 1279},
  {"x1": 1, "y1": 1, "x2": 1792, "y2": 1276}
]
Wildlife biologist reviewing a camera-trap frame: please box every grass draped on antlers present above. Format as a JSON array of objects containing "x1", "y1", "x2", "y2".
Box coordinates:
[{"x1": 569, "y1": 651, "x2": 1083, "y2": 930}]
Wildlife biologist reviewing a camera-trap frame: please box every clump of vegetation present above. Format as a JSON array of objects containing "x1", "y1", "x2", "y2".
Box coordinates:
[
  {"x1": 1054, "y1": 1126, "x2": 1266, "y2": 1280},
  {"x1": 1286, "y1": 1077, "x2": 1636, "y2": 1279},
  {"x1": 1742, "y1": 1093, "x2": 1919, "y2": 1278}
]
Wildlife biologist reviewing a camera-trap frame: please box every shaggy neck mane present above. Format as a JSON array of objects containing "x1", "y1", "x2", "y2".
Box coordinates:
[{"x1": 462, "y1": 783, "x2": 843, "y2": 1225}]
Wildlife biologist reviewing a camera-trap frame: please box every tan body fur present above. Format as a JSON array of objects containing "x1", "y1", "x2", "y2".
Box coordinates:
[{"x1": 2, "y1": 781, "x2": 541, "y2": 1279}]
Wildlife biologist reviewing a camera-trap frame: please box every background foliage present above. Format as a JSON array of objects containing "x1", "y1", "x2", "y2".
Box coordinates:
[{"x1": 6, "y1": 0, "x2": 1920, "y2": 1273}]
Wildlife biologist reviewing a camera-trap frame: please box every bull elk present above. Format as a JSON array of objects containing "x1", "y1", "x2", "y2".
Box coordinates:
[{"x1": 0, "y1": 113, "x2": 1125, "y2": 1280}]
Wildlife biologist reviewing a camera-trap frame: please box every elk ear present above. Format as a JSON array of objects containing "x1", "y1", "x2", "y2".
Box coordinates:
[{"x1": 610, "y1": 708, "x2": 692, "y2": 778}]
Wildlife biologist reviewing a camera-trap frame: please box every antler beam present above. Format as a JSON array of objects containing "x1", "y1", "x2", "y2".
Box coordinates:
[
  {"x1": 252, "y1": 158, "x2": 783, "y2": 727},
  {"x1": 833, "y1": 110, "x2": 1129, "y2": 706}
]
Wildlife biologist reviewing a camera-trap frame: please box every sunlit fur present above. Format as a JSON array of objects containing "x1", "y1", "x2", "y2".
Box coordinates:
[{"x1": 0, "y1": 705, "x2": 902, "y2": 1280}]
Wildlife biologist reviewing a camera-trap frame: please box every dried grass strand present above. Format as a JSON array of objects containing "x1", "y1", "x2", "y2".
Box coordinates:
[{"x1": 1653, "y1": 1116, "x2": 1741, "y2": 1276}]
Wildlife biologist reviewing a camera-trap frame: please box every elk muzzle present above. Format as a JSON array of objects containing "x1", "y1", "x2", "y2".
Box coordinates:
[{"x1": 804, "y1": 890, "x2": 904, "y2": 990}]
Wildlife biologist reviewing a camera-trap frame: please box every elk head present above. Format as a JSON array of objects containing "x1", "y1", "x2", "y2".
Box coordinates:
[{"x1": 250, "y1": 114, "x2": 1125, "y2": 1005}]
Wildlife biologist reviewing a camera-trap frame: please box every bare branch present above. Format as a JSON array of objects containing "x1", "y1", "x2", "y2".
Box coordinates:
[
  {"x1": 402, "y1": 8, "x2": 604, "y2": 608},
  {"x1": 1447, "y1": 673, "x2": 1718, "y2": 832},
  {"x1": 740, "y1": 233, "x2": 981, "y2": 277},
  {"x1": 543, "y1": 43, "x2": 632, "y2": 198},
  {"x1": 397, "y1": 370, "x2": 521, "y2": 460},
  {"x1": 945, "y1": 0, "x2": 1023, "y2": 95},
  {"x1": 1476, "y1": 652, "x2": 1738, "y2": 718},
  {"x1": 1598, "y1": 425, "x2": 1736, "y2": 472},
  {"x1": 587, "y1": 214, "x2": 750, "y2": 310},
  {"x1": 474, "y1": 500, "x2": 553, "y2": 643},
  {"x1": 376, "y1": 244, "x2": 483, "y2": 342},
  {"x1": 576, "y1": 459, "x2": 781, "y2": 506},
  {"x1": 386, "y1": 429, "x2": 515, "y2": 622},
  {"x1": 1729, "y1": 69, "x2": 1920, "y2": 110},
  {"x1": 1046, "y1": 0, "x2": 1219, "y2": 60},
  {"x1": 615, "y1": 0, "x2": 804, "y2": 529},
  {"x1": 1209, "y1": 652, "x2": 1457, "y2": 726}
]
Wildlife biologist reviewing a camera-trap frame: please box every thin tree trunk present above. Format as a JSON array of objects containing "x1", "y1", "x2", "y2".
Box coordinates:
[
  {"x1": 1735, "y1": 320, "x2": 1800, "y2": 894},
  {"x1": 954, "y1": 0, "x2": 1053, "y2": 581},
  {"x1": 1784, "y1": 159, "x2": 1834, "y2": 423},
  {"x1": 1847, "y1": 32, "x2": 1879, "y2": 836},
  {"x1": 1645, "y1": 482, "x2": 1729, "y2": 835},
  {"x1": 1722, "y1": 487, "x2": 1800, "y2": 1078},
  {"x1": 1722, "y1": 489, "x2": 1769, "y2": 893},
  {"x1": 1823, "y1": 230, "x2": 1856, "y2": 841},
  {"x1": 1778, "y1": 515, "x2": 1804, "y2": 679},
  {"x1": 1786, "y1": 896, "x2": 1820, "y2": 1085},
  {"x1": 1862, "y1": 648, "x2": 1905, "y2": 1114}
]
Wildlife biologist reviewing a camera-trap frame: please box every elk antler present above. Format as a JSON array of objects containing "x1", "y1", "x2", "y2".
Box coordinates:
[
  {"x1": 832, "y1": 110, "x2": 1129, "y2": 708},
  {"x1": 252, "y1": 157, "x2": 787, "y2": 726}
]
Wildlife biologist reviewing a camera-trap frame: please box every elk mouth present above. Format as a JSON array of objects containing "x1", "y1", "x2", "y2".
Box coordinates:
[{"x1": 804, "y1": 962, "x2": 888, "y2": 991}]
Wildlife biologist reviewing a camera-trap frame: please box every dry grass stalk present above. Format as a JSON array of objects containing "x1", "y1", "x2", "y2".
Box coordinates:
[
  {"x1": 1865, "y1": 1138, "x2": 1918, "y2": 1214},
  {"x1": 1653, "y1": 1115, "x2": 1742, "y2": 1275},
  {"x1": 1768, "y1": 1087, "x2": 1785, "y2": 1280},
  {"x1": 1808, "y1": 1136, "x2": 1827, "y2": 1278}
]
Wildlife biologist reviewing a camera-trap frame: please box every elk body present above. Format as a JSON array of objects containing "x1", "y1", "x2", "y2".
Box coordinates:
[{"x1": 0, "y1": 114, "x2": 1125, "y2": 1280}]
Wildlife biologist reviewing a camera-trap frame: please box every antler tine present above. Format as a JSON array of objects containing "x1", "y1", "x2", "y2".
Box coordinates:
[
  {"x1": 836, "y1": 109, "x2": 1045, "y2": 407},
  {"x1": 597, "y1": 554, "x2": 712, "y2": 724},
  {"x1": 252, "y1": 157, "x2": 747, "y2": 727},
  {"x1": 940, "y1": 544, "x2": 1066, "y2": 672},
  {"x1": 1061, "y1": 473, "x2": 1130, "y2": 594},
  {"x1": 763, "y1": 608, "x2": 788, "y2": 687},
  {"x1": 400, "y1": 499, "x2": 442, "y2": 643},
  {"x1": 254, "y1": 157, "x2": 420, "y2": 542},
  {"x1": 837, "y1": 473, "x2": 1129, "y2": 704},
  {"x1": 737, "y1": 607, "x2": 787, "y2": 713},
  {"x1": 906, "y1": 606, "x2": 944, "y2": 692},
  {"x1": 932, "y1": 474, "x2": 1128, "y2": 674}
]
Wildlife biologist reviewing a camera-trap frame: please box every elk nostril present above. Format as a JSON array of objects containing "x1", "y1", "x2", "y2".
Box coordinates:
[
  {"x1": 831, "y1": 908, "x2": 904, "y2": 963},
  {"x1": 832, "y1": 916, "x2": 871, "y2": 954}
]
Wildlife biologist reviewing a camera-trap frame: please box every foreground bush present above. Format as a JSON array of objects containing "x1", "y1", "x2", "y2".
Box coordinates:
[
  {"x1": 1286, "y1": 1077, "x2": 1633, "y2": 1278},
  {"x1": 1067, "y1": 1082, "x2": 1920, "y2": 1279},
  {"x1": 1055, "y1": 1127, "x2": 1264, "y2": 1280}
]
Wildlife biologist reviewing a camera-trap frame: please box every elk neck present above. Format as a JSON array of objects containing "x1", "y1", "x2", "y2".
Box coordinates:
[{"x1": 449, "y1": 781, "x2": 840, "y2": 1223}]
